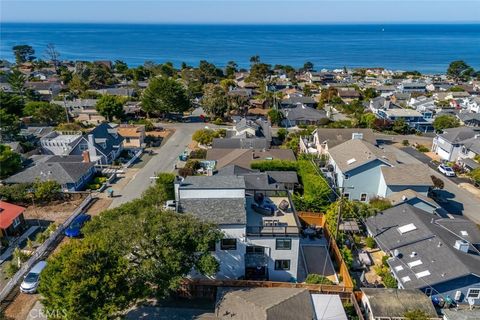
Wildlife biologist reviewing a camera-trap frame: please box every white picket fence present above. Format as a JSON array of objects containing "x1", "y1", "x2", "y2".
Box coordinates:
[{"x1": 0, "y1": 195, "x2": 94, "y2": 303}]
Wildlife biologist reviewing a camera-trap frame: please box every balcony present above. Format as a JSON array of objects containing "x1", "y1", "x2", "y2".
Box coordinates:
[{"x1": 246, "y1": 225, "x2": 300, "y2": 236}]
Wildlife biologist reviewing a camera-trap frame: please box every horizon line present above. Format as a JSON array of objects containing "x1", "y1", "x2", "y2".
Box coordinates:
[{"x1": 1, "y1": 21, "x2": 480, "y2": 25}]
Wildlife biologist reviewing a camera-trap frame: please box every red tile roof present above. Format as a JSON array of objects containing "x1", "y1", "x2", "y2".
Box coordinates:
[{"x1": 0, "y1": 201, "x2": 26, "y2": 229}]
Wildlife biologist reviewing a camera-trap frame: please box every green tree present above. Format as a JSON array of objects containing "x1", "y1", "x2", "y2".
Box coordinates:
[
  {"x1": 268, "y1": 109, "x2": 284, "y2": 126},
  {"x1": 201, "y1": 84, "x2": 227, "y2": 118},
  {"x1": 392, "y1": 119, "x2": 409, "y2": 134},
  {"x1": 404, "y1": 309, "x2": 429, "y2": 320},
  {"x1": 249, "y1": 55, "x2": 260, "y2": 65},
  {"x1": 68, "y1": 74, "x2": 87, "y2": 96},
  {"x1": 23, "y1": 101, "x2": 66, "y2": 125},
  {"x1": 33, "y1": 180, "x2": 61, "y2": 202},
  {"x1": 39, "y1": 192, "x2": 221, "y2": 319},
  {"x1": 225, "y1": 61, "x2": 238, "y2": 78},
  {"x1": 7, "y1": 69, "x2": 26, "y2": 95},
  {"x1": 433, "y1": 115, "x2": 460, "y2": 132},
  {"x1": 362, "y1": 88, "x2": 379, "y2": 100},
  {"x1": 0, "y1": 144, "x2": 22, "y2": 178},
  {"x1": 196, "y1": 60, "x2": 223, "y2": 84},
  {"x1": 360, "y1": 113, "x2": 377, "y2": 129},
  {"x1": 141, "y1": 77, "x2": 191, "y2": 117},
  {"x1": 447, "y1": 60, "x2": 474, "y2": 81},
  {"x1": 247, "y1": 63, "x2": 271, "y2": 83},
  {"x1": 277, "y1": 128, "x2": 288, "y2": 141},
  {"x1": 113, "y1": 60, "x2": 129, "y2": 74},
  {"x1": 0, "y1": 109, "x2": 21, "y2": 142},
  {"x1": 192, "y1": 128, "x2": 220, "y2": 146},
  {"x1": 303, "y1": 61, "x2": 314, "y2": 71},
  {"x1": 0, "y1": 91, "x2": 24, "y2": 116},
  {"x1": 12, "y1": 45, "x2": 35, "y2": 64},
  {"x1": 95, "y1": 95, "x2": 125, "y2": 122}
]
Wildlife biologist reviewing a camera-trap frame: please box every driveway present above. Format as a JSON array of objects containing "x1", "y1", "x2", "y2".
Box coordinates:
[
  {"x1": 109, "y1": 122, "x2": 209, "y2": 208},
  {"x1": 383, "y1": 145, "x2": 480, "y2": 224}
]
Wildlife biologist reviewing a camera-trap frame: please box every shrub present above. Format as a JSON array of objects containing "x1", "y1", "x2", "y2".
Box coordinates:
[
  {"x1": 213, "y1": 118, "x2": 224, "y2": 125},
  {"x1": 305, "y1": 274, "x2": 334, "y2": 285},
  {"x1": 189, "y1": 149, "x2": 207, "y2": 159},
  {"x1": 383, "y1": 273, "x2": 398, "y2": 288},
  {"x1": 178, "y1": 167, "x2": 194, "y2": 177},
  {"x1": 5, "y1": 261, "x2": 19, "y2": 277},
  {"x1": 340, "y1": 246, "x2": 354, "y2": 269},
  {"x1": 250, "y1": 159, "x2": 298, "y2": 172},
  {"x1": 93, "y1": 176, "x2": 108, "y2": 184},
  {"x1": 369, "y1": 197, "x2": 392, "y2": 211},
  {"x1": 382, "y1": 255, "x2": 390, "y2": 267},
  {"x1": 404, "y1": 309, "x2": 430, "y2": 320},
  {"x1": 365, "y1": 236, "x2": 376, "y2": 249},
  {"x1": 416, "y1": 144, "x2": 429, "y2": 152},
  {"x1": 185, "y1": 159, "x2": 201, "y2": 170},
  {"x1": 277, "y1": 128, "x2": 288, "y2": 141},
  {"x1": 431, "y1": 175, "x2": 444, "y2": 189},
  {"x1": 87, "y1": 183, "x2": 101, "y2": 190},
  {"x1": 402, "y1": 139, "x2": 409, "y2": 146},
  {"x1": 0, "y1": 183, "x2": 32, "y2": 203},
  {"x1": 192, "y1": 129, "x2": 219, "y2": 146}
]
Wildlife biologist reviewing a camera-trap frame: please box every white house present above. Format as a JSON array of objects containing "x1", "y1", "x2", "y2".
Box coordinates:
[
  {"x1": 175, "y1": 175, "x2": 301, "y2": 282},
  {"x1": 431, "y1": 127, "x2": 480, "y2": 162}
]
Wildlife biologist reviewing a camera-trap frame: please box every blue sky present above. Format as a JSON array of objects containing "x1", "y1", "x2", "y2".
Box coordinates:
[{"x1": 1, "y1": 0, "x2": 479, "y2": 23}]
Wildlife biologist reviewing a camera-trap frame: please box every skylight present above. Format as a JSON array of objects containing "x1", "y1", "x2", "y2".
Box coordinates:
[
  {"x1": 346, "y1": 158, "x2": 357, "y2": 165},
  {"x1": 395, "y1": 266, "x2": 404, "y2": 271},
  {"x1": 398, "y1": 223, "x2": 417, "y2": 234},
  {"x1": 401, "y1": 276, "x2": 411, "y2": 283},
  {"x1": 415, "y1": 270, "x2": 431, "y2": 278},
  {"x1": 461, "y1": 231, "x2": 468, "y2": 236},
  {"x1": 408, "y1": 260, "x2": 423, "y2": 268}
]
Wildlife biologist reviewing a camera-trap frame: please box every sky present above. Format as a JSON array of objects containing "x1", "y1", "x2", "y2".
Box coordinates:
[{"x1": 1, "y1": 0, "x2": 480, "y2": 24}]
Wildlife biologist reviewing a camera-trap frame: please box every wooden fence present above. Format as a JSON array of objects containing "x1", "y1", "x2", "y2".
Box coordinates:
[{"x1": 297, "y1": 211, "x2": 355, "y2": 289}]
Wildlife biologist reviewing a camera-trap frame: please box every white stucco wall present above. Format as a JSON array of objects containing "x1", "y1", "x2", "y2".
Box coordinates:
[{"x1": 212, "y1": 225, "x2": 247, "y2": 280}]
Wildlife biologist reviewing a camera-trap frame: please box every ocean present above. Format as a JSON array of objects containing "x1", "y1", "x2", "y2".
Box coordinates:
[{"x1": 0, "y1": 23, "x2": 479, "y2": 73}]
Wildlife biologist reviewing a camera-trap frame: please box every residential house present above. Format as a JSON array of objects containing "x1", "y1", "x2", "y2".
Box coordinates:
[
  {"x1": 299, "y1": 128, "x2": 376, "y2": 155},
  {"x1": 375, "y1": 85, "x2": 396, "y2": 97},
  {"x1": 25, "y1": 81, "x2": 63, "y2": 100},
  {"x1": 117, "y1": 124, "x2": 145, "y2": 150},
  {"x1": 391, "y1": 93, "x2": 411, "y2": 106},
  {"x1": 431, "y1": 127, "x2": 480, "y2": 162},
  {"x1": 368, "y1": 97, "x2": 399, "y2": 114},
  {"x1": 213, "y1": 118, "x2": 272, "y2": 149},
  {"x1": 365, "y1": 204, "x2": 480, "y2": 306},
  {"x1": 215, "y1": 165, "x2": 299, "y2": 192},
  {"x1": 0, "y1": 201, "x2": 27, "y2": 238},
  {"x1": 211, "y1": 287, "x2": 348, "y2": 320},
  {"x1": 4, "y1": 154, "x2": 96, "y2": 192},
  {"x1": 281, "y1": 105, "x2": 328, "y2": 127},
  {"x1": 408, "y1": 96, "x2": 436, "y2": 116},
  {"x1": 52, "y1": 99, "x2": 104, "y2": 124},
  {"x1": 443, "y1": 309, "x2": 480, "y2": 320},
  {"x1": 400, "y1": 82, "x2": 426, "y2": 93},
  {"x1": 327, "y1": 139, "x2": 432, "y2": 201},
  {"x1": 206, "y1": 148, "x2": 296, "y2": 170},
  {"x1": 386, "y1": 189, "x2": 440, "y2": 214},
  {"x1": 361, "y1": 288, "x2": 440, "y2": 320},
  {"x1": 307, "y1": 71, "x2": 335, "y2": 84},
  {"x1": 280, "y1": 96, "x2": 317, "y2": 109},
  {"x1": 41, "y1": 123, "x2": 124, "y2": 165},
  {"x1": 376, "y1": 108, "x2": 433, "y2": 132},
  {"x1": 337, "y1": 89, "x2": 361, "y2": 102},
  {"x1": 457, "y1": 113, "x2": 480, "y2": 128},
  {"x1": 465, "y1": 96, "x2": 480, "y2": 113},
  {"x1": 175, "y1": 175, "x2": 301, "y2": 282}
]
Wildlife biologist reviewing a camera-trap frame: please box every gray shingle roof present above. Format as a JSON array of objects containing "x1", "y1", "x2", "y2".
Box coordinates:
[
  {"x1": 4, "y1": 155, "x2": 94, "y2": 185},
  {"x1": 365, "y1": 204, "x2": 480, "y2": 289},
  {"x1": 361, "y1": 288, "x2": 439, "y2": 319},
  {"x1": 212, "y1": 138, "x2": 269, "y2": 149},
  {"x1": 282, "y1": 105, "x2": 327, "y2": 122},
  {"x1": 438, "y1": 127, "x2": 479, "y2": 144},
  {"x1": 381, "y1": 164, "x2": 433, "y2": 186},
  {"x1": 314, "y1": 128, "x2": 376, "y2": 148},
  {"x1": 328, "y1": 139, "x2": 395, "y2": 173},
  {"x1": 86, "y1": 123, "x2": 124, "y2": 156},
  {"x1": 180, "y1": 176, "x2": 246, "y2": 190},
  {"x1": 178, "y1": 198, "x2": 246, "y2": 225},
  {"x1": 216, "y1": 287, "x2": 315, "y2": 320}
]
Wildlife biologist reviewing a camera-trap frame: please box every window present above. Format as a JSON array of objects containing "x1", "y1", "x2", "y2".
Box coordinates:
[
  {"x1": 467, "y1": 288, "x2": 480, "y2": 299},
  {"x1": 344, "y1": 174, "x2": 350, "y2": 180},
  {"x1": 343, "y1": 193, "x2": 350, "y2": 200},
  {"x1": 12, "y1": 217, "x2": 21, "y2": 228},
  {"x1": 246, "y1": 246, "x2": 264, "y2": 254},
  {"x1": 126, "y1": 137, "x2": 131, "y2": 143},
  {"x1": 360, "y1": 193, "x2": 367, "y2": 202},
  {"x1": 276, "y1": 238, "x2": 292, "y2": 250},
  {"x1": 79, "y1": 144, "x2": 88, "y2": 151},
  {"x1": 274, "y1": 260, "x2": 290, "y2": 270},
  {"x1": 220, "y1": 239, "x2": 237, "y2": 250}
]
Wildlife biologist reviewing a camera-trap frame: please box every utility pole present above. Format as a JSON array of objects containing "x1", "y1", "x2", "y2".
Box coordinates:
[{"x1": 335, "y1": 193, "x2": 343, "y2": 242}]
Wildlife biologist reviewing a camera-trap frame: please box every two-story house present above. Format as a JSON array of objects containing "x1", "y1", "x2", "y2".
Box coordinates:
[
  {"x1": 212, "y1": 118, "x2": 272, "y2": 149},
  {"x1": 365, "y1": 204, "x2": 480, "y2": 306},
  {"x1": 431, "y1": 127, "x2": 480, "y2": 162},
  {"x1": 300, "y1": 128, "x2": 376, "y2": 155},
  {"x1": 377, "y1": 108, "x2": 433, "y2": 132},
  {"x1": 327, "y1": 139, "x2": 432, "y2": 201},
  {"x1": 175, "y1": 175, "x2": 301, "y2": 282}
]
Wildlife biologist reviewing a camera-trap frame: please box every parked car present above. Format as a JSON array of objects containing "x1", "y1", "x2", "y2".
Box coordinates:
[
  {"x1": 65, "y1": 213, "x2": 91, "y2": 238},
  {"x1": 438, "y1": 164, "x2": 455, "y2": 177},
  {"x1": 20, "y1": 260, "x2": 47, "y2": 293}
]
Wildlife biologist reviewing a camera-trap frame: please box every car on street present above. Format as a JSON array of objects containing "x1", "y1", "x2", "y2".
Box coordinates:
[
  {"x1": 20, "y1": 260, "x2": 47, "y2": 293},
  {"x1": 438, "y1": 164, "x2": 456, "y2": 177},
  {"x1": 65, "y1": 213, "x2": 91, "y2": 238}
]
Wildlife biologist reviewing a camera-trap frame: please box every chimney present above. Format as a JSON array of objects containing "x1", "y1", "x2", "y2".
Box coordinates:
[
  {"x1": 82, "y1": 150, "x2": 90, "y2": 163},
  {"x1": 87, "y1": 134, "x2": 97, "y2": 160}
]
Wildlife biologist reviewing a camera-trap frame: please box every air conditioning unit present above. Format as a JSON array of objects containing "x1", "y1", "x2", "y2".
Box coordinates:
[{"x1": 454, "y1": 290, "x2": 462, "y2": 301}]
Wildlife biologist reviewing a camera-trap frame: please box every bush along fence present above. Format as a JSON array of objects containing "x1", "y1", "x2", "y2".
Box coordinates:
[{"x1": 0, "y1": 195, "x2": 95, "y2": 306}]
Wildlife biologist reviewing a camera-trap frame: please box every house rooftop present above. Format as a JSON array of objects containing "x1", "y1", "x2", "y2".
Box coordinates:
[
  {"x1": 314, "y1": 128, "x2": 376, "y2": 148},
  {"x1": 386, "y1": 189, "x2": 440, "y2": 209},
  {"x1": 382, "y1": 108, "x2": 423, "y2": 117},
  {"x1": 206, "y1": 148, "x2": 296, "y2": 170},
  {"x1": 0, "y1": 201, "x2": 26, "y2": 230},
  {"x1": 328, "y1": 139, "x2": 395, "y2": 173},
  {"x1": 437, "y1": 127, "x2": 479, "y2": 144},
  {"x1": 361, "y1": 288, "x2": 439, "y2": 319},
  {"x1": 178, "y1": 198, "x2": 246, "y2": 225},
  {"x1": 245, "y1": 195, "x2": 299, "y2": 234},
  {"x1": 179, "y1": 175, "x2": 246, "y2": 190},
  {"x1": 381, "y1": 164, "x2": 433, "y2": 186}
]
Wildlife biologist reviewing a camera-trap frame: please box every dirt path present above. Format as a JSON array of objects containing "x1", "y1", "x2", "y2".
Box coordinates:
[{"x1": 4, "y1": 292, "x2": 39, "y2": 320}]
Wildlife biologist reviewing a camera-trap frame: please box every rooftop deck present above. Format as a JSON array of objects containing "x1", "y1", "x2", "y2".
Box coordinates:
[{"x1": 245, "y1": 194, "x2": 301, "y2": 236}]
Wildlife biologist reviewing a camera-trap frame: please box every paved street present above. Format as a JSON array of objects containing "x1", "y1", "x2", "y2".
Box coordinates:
[
  {"x1": 109, "y1": 122, "x2": 208, "y2": 208},
  {"x1": 382, "y1": 144, "x2": 480, "y2": 224}
]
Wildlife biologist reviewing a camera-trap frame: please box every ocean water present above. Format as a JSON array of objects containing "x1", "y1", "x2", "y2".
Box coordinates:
[{"x1": 0, "y1": 23, "x2": 479, "y2": 73}]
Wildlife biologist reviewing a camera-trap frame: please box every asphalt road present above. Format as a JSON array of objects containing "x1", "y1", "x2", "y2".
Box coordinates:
[
  {"x1": 382, "y1": 145, "x2": 480, "y2": 224},
  {"x1": 109, "y1": 122, "x2": 208, "y2": 208}
]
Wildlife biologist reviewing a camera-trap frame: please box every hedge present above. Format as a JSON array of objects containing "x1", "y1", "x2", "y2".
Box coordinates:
[{"x1": 250, "y1": 159, "x2": 298, "y2": 172}]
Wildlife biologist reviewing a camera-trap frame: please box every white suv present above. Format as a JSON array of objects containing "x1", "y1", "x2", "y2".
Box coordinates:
[{"x1": 438, "y1": 164, "x2": 455, "y2": 177}]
